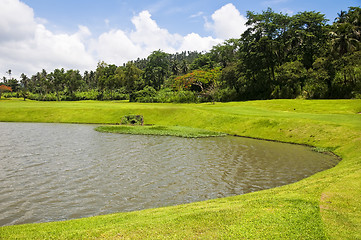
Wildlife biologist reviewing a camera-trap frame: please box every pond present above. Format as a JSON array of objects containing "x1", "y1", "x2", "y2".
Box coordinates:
[{"x1": 0, "y1": 122, "x2": 339, "y2": 226}]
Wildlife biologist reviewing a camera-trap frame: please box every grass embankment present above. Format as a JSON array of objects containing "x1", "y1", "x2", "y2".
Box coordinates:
[{"x1": 0, "y1": 98, "x2": 360, "y2": 239}]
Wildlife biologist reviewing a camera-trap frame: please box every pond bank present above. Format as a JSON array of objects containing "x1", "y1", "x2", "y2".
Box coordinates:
[{"x1": 0, "y1": 99, "x2": 360, "y2": 239}]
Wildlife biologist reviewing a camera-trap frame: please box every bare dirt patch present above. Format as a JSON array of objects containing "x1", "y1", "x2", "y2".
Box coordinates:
[{"x1": 320, "y1": 192, "x2": 333, "y2": 211}]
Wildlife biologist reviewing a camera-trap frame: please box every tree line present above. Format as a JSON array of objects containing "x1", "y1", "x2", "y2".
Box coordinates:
[{"x1": 1, "y1": 7, "x2": 360, "y2": 102}]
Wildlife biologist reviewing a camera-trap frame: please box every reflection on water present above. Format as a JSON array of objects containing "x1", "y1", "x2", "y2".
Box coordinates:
[{"x1": 0, "y1": 122, "x2": 338, "y2": 226}]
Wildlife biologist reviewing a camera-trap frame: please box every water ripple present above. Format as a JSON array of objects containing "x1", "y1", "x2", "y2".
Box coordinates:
[{"x1": 0, "y1": 122, "x2": 338, "y2": 226}]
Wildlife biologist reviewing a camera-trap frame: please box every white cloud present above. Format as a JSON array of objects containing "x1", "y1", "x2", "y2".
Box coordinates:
[
  {"x1": 0, "y1": 1, "x2": 237, "y2": 78},
  {"x1": 179, "y1": 33, "x2": 222, "y2": 52},
  {"x1": 130, "y1": 10, "x2": 182, "y2": 53},
  {"x1": 205, "y1": 3, "x2": 248, "y2": 40},
  {"x1": 0, "y1": 0, "x2": 96, "y2": 77},
  {"x1": 91, "y1": 29, "x2": 143, "y2": 64},
  {"x1": 0, "y1": 0, "x2": 37, "y2": 42},
  {"x1": 90, "y1": 11, "x2": 181, "y2": 65},
  {"x1": 75, "y1": 25, "x2": 92, "y2": 40},
  {"x1": 190, "y1": 11, "x2": 204, "y2": 18},
  {"x1": 92, "y1": 10, "x2": 221, "y2": 65},
  {"x1": 30, "y1": 25, "x2": 95, "y2": 71}
]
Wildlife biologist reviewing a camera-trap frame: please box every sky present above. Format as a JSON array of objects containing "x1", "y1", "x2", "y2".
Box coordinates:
[{"x1": 1, "y1": 0, "x2": 360, "y2": 78}]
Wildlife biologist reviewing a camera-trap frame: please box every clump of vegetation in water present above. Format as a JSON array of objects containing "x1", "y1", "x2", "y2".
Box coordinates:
[{"x1": 95, "y1": 125, "x2": 226, "y2": 138}]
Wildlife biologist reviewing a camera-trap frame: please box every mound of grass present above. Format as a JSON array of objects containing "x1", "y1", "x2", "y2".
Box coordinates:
[{"x1": 95, "y1": 125, "x2": 226, "y2": 138}]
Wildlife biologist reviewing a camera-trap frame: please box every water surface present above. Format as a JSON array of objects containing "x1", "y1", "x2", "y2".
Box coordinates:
[{"x1": 0, "y1": 122, "x2": 338, "y2": 226}]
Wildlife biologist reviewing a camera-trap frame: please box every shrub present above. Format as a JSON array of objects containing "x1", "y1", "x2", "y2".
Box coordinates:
[
  {"x1": 75, "y1": 90, "x2": 99, "y2": 100},
  {"x1": 130, "y1": 86, "x2": 157, "y2": 102},
  {"x1": 121, "y1": 115, "x2": 144, "y2": 125},
  {"x1": 214, "y1": 87, "x2": 239, "y2": 102},
  {"x1": 171, "y1": 91, "x2": 199, "y2": 103},
  {"x1": 302, "y1": 78, "x2": 328, "y2": 99},
  {"x1": 153, "y1": 88, "x2": 174, "y2": 103}
]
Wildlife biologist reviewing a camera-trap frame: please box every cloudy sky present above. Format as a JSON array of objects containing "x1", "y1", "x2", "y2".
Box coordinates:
[{"x1": 1, "y1": 0, "x2": 359, "y2": 78}]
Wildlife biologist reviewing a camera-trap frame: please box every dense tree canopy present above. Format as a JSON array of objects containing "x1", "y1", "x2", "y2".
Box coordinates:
[{"x1": 1, "y1": 7, "x2": 360, "y2": 102}]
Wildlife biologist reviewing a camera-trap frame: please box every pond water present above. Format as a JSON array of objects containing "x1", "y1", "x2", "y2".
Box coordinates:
[{"x1": 0, "y1": 122, "x2": 339, "y2": 226}]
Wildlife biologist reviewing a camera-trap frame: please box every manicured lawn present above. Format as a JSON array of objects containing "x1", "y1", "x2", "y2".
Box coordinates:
[{"x1": 0, "y1": 98, "x2": 360, "y2": 239}]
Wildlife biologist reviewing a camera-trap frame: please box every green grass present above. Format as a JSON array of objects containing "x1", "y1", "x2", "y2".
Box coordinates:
[
  {"x1": 0, "y1": 98, "x2": 361, "y2": 239},
  {"x1": 95, "y1": 125, "x2": 226, "y2": 138}
]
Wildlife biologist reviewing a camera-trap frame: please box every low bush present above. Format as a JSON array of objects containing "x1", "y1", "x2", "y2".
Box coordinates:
[
  {"x1": 121, "y1": 115, "x2": 144, "y2": 125},
  {"x1": 130, "y1": 86, "x2": 157, "y2": 102}
]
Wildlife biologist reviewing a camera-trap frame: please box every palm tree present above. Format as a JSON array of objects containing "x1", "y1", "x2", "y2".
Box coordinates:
[
  {"x1": 170, "y1": 60, "x2": 180, "y2": 76},
  {"x1": 6, "y1": 69, "x2": 11, "y2": 82},
  {"x1": 180, "y1": 60, "x2": 189, "y2": 75},
  {"x1": 348, "y1": 7, "x2": 361, "y2": 41},
  {"x1": 331, "y1": 22, "x2": 359, "y2": 57},
  {"x1": 331, "y1": 7, "x2": 361, "y2": 57},
  {"x1": 335, "y1": 10, "x2": 347, "y2": 23}
]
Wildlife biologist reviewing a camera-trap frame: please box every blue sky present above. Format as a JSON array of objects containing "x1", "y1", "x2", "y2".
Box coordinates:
[
  {"x1": 21, "y1": 0, "x2": 359, "y2": 36},
  {"x1": 1, "y1": 0, "x2": 360, "y2": 78}
]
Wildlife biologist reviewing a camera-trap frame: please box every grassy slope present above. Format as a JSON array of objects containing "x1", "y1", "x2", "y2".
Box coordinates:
[{"x1": 0, "y1": 98, "x2": 360, "y2": 239}]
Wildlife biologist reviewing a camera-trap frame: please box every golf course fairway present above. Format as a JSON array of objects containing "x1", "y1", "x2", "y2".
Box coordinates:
[{"x1": 0, "y1": 99, "x2": 360, "y2": 239}]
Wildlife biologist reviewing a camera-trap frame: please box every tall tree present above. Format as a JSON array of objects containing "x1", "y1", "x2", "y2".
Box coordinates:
[
  {"x1": 20, "y1": 73, "x2": 30, "y2": 100},
  {"x1": 64, "y1": 69, "x2": 83, "y2": 96},
  {"x1": 104, "y1": 64, "x2": 119, "y2": 99},
  {"x1": 20, "y1": 73, "x2": 29, "y2": 89},
  {"x1": 190, "y1": 54, "x2": 215, "y2": 70},
  {"x1": 290, "y1": 11, "x2": 329, "y2": 69},
  {"x1": 237, "y1": 8, "x2": 284, "y2": 99},
  {"x1": 170, "y1": 60, "x2": 180, "y2": 76},
  {"x1": 331, "y1": 22, "x2": 359, "y2": 57},
  {"x1": 95, "y1": 61, "x2": 110, "y2": 98},
  {"x1": 31, "y1": 70, "x2": 47, "y2": 95},
  {"x1": 49, "y1": 68, "x2": 65, "y2": 100},
  {"x1": 331, "y1": 7, "x2": 361, "y2": 57},
  {"x1": 6, "y1": 70, "x2": 11, "y2": 82},
  {"x1": 179, "y1": 59, "x2": 189, "y2": 75},
  {"x1": 347, "y1": 7, "x2": 361, "y2": 41},
  {"x1": 273, "y1": 61, "x2": 307, "y2": 98},
  {"x1": 83, "y1": 70, "x2": 97, "y2": 90},
  {"x1": 124, "y1": 62, "x2": 143, "y2": 93},
  {"x1": 210, "y1": 39, "x2": 242, "y2": 68},
  {"x1": 143, "y1": 50, "x2": 170, "y2": 90},
  {"x1": 7, "y1": 78, "x2": 20, "y2": 92}
]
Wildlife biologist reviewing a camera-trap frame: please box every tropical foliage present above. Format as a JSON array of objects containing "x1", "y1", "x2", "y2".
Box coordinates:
[
  {"x1": 1, "y1": 7, "x2": 360, "y2": 102},
  {"x1": 0, "y1": 85, "x2": 12, "y2": 99}
]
